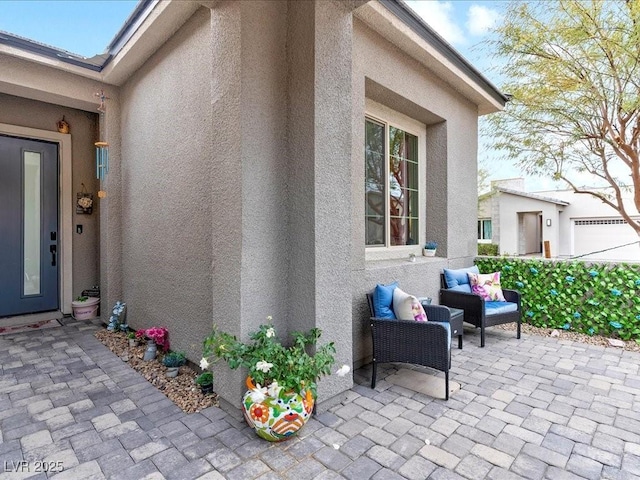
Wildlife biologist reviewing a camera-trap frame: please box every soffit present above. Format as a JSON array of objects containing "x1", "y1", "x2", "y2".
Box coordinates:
[{"x1": 355, "y1": 0, "x2": 507, "y2": 116}]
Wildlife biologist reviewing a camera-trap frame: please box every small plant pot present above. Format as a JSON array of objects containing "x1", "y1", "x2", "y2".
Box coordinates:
[
  {"x1": 143, "y1": 340, "x2": 157, "y2": 361},
  {"x1": 199, "y1": 384, "x2": 214, "y2": 394},
  {"x1": 423, "y1": 248, "x2": 436, "y2": 257},
  {"x1": 128, "y1": 339, "x2": 137, "y2": 348},
  {"x1": 166, "y1": 367, "x2": 179, "y2": 378}
]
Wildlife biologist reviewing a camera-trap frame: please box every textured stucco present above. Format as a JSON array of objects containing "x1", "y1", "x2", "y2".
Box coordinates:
[
  {"x1": 0, "y1": 92, "x2": 100, "y2": 298},
  {"x1": 119, "y1": 8, "x2": 213, "y2": 364},
  {"x1": 351, "y1": 19, "x2": 481, "y2": 366}
]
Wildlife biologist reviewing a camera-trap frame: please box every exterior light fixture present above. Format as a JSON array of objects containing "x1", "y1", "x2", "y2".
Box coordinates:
[{"x1": 546, "y1": 219, "x2": 552, "y2": 227}]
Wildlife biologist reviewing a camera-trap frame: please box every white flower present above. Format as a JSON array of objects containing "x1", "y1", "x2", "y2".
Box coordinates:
[
  {"x1": 267, "y1": 381, "x2": 282, "y2": 397},
  {"x1": 266, "y1": 315, "x2": 273, "y2": 321},
  {"x1": 255, "y1": 361, "x2": 273, "y2": 373},
  {"x1": 249, "y1": 383, "x2": 268, "y2": 403},
  {"x1": 199, "y1": 358, "x2": 210, "y2": 370},
  {"x1": 335, "y1": 365, "x2": 351, "y2": 377},
  {"x1": 265, "y1": 327, "x2": 275, "y2": 338}
]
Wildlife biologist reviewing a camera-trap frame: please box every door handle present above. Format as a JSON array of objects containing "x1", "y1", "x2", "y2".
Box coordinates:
[{"x1": 50, "y1": 245, "x2": 56, "y2": 267}]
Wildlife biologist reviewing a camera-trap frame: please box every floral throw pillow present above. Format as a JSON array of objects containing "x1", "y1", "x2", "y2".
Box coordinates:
[
  {"x1": 468, "y1": 272, "x2": 506, "y2": 302},
  {"x1": 393, "y1": 288, "x2": 428, "y2": 322}
]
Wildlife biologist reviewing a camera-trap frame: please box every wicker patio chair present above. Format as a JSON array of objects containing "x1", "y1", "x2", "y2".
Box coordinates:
[
  {"x1": 366, "y1": 293, "x2": 452, "y2": 400},
  {"x1": 439, "y1": 271, "x2": 522, "y2": 347}
]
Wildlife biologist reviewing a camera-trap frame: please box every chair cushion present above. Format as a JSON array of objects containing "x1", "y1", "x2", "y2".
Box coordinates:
[
  {"x1": 393, "y1": 288, "x2": 428, "y2": 322},
  {"x1": 468, "y1": 272, "x2": 506, "y2": 301},
  {"x1": 373, "y1": 282, "x2": 398, "y2": 319},
  {"x1": 443, "y1": 266, "x2": 479, "y2": 293},
  {"x1": 485, "y1": 301, "x2": 518, "y2": 315}
]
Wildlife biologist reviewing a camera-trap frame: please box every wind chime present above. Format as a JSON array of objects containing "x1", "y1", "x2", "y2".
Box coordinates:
[{"x1": 95, "y1": 90, "x2": 109, "y2": 197}]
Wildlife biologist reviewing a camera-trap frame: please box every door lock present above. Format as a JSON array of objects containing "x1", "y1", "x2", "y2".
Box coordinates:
[{"x1": 50, "y1": 244, "x2": 57, "y2": 267}]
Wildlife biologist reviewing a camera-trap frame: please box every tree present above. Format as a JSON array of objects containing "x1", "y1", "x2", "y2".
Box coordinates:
[{"x1": 486, "y1": 0, "x2": 640, "y2": 234}]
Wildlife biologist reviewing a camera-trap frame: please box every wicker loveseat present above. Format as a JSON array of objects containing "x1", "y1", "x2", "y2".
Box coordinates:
[
  {"x1": 366, "y1": 291, "x2": 452, "y2": 400},
  {"x1": 439, "y1": 266, "x2": 521, "y2": 347}
]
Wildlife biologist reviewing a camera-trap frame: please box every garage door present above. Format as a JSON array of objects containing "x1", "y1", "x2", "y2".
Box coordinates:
[{"x1": 573, "y1": 218, "x2": 640, "y2": 261}]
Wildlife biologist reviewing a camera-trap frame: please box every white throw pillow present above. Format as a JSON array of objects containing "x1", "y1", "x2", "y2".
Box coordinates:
[{"x1": 393, "y1": 288, "x2": 428, "y2": 322}]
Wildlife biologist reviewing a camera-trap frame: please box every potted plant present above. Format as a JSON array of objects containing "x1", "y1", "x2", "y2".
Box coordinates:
[
  {"x1": 71, "y1": 295, "x2": 100, "y2": 320},
  {"x1": 200, "y1": 317, "x2": 347, "y2": 442},
  {"x1": 162, "y1": 351, "x2": 187, "y2": 378},
  {"x1": 127, "y1": 331, "x2": 137, "y2": 347},
  {"x1": 423, "y1": 241, "x2": 438, "y2": 257},
  {"x1": 195, "y1": 371, "x2": 214, "y2": 394},
  {"x1": 137, "y1": 327, "x2": 170, "y2": 361}
]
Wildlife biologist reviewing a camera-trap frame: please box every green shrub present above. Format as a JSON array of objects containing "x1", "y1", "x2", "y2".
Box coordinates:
[
  {"x1": 475, "y1": 257, "x2": 640, "y2": 341},
  {"x1": 477, "y1": 243, "x2": 499, "y2": 256}
]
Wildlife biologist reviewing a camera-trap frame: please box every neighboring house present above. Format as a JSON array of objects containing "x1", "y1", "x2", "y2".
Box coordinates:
[
  {"x1": 479, "y1": 178, "x2": 640, "y2": 262},
  {"x1": 0, "y1": 0, "x2": 506, "y2": 406}
]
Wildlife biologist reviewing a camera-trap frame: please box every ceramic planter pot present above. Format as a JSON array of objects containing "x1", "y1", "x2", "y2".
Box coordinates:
[
  {"x1": 166, "y1": 367, "x2": 179, "y2": 378},
  {"x1": 423, "y1": 248, "x2": 436, "y2": 257},
  {"x1": 242, "y1": 377, "x2": 314, "y2": 442}
]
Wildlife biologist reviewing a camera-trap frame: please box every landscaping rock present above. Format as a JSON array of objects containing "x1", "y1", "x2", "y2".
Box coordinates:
[{"x1": 94, "y1": 329, "x2": 219, "y2": 413}]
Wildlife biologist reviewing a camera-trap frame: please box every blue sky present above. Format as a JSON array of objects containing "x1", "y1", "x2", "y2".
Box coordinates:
[
  {"x1": 0, "y1": 1, "x2": 138, "y2": 57},
  {"x1": 0, "y1": 0, "x2": 546, "y2": 191}
]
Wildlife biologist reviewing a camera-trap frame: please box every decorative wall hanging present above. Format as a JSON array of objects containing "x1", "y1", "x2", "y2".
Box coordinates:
[
  {"x1": 95, "y1": 141, "x2": 109, "y2": 181},
  {"x1": 94, "y1": 89, "x2": 110, "y2": 182},
  {"x1": 76, "y1": 183, "x2": 93, "y2": 214}
]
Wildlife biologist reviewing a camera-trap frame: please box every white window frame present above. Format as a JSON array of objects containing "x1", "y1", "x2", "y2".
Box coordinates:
[
  {"x1": 365, "y1": 99, "x2": 426, "y2": 261},
  {"x1": 478, "y1": 218, "x2": 492, "y2": 243}
]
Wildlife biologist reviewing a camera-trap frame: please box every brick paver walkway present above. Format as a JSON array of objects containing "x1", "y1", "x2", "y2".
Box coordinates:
[{"x1": 1, "y1": 318, "x2": 640, "y2": 479}]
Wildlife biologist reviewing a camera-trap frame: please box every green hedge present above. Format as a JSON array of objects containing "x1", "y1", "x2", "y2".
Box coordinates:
[
  {"x1": 475, "y1": 257, "x2": 640, "y2": 341},
  {"x1": 478, "y1": 243, "x2": 499, "y2": 256}
]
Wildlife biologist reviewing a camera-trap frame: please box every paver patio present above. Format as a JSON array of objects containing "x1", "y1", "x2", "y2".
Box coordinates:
[{"x1": 1, "y1": 318, "x2": 640, "y2": 479}]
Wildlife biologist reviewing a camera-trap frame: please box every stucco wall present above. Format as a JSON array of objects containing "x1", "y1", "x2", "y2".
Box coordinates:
[
  {"x1": 351, "y1": 20, "x2": 481, "y2": 366},
  {"x1": 0, "y1": 92, "x2": 100, "y2": 298},
  {"x1": 119, "y1": 8, "x2": 213, "y2": 362}
]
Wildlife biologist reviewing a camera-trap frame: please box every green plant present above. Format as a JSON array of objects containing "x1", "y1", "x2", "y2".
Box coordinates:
[
  {"x1": 425, "y1": 241, "x2": 438, "y2": 250},
  {"x1": 478, "y1": 243, "x2": 499, "y2": 256},
  {"x1": 476, "y1": 257, "x2": 640, "y2": 341},
  {"x1": 162, "y1": 351, "x2": 186, "y2": 368},
  {"x1": 195, "y1": 371, "x2": 213, "y2": 386},
  {"x1": 127, "y1": 332, "x2": 136, "y2": 339},
  {"x1": 201, "y1": 318, "x2": 338, "y2": 397},
  {"x1": 75, "y1": 295, "x2": 88, "y2": 302}
]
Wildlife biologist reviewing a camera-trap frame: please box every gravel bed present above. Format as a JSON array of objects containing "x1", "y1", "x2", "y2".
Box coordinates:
[
  {"x1": 95, "y1": 329, "x2": 219, "y2": 413},
  {"x1": 496, "y1": 322, "x2": 640, "y2": 352}
]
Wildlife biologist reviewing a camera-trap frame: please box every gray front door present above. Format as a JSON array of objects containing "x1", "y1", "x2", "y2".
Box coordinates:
[{"x1": 0, "y1": 134, "x2": 59, "y2": 317}]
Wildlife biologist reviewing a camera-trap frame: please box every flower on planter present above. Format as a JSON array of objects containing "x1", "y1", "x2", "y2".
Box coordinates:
[
  {"x1": 588, "y1": 327, "x2": 595, "y2": 336},
  {"x1": 200, "y1": 319, "x2": 337, "y2": 397},
  {"x1": 565, "y1": 276, "x2": 575, "y2": 283},
  {"x1": 137, "y1": 327, "x2": 170, "y2": 351},
  {"x1": 589, "y1": 270, "x2": 599, "y2": 277},
  {"x1": 516, "y1": 281, "x2": 525, "y2": 288},
  {"x1": 550, "y1": 289, "x2": 558, "y2": 296},
  {"x1": 562, "y1": 323, "x2": 571, "y2": 330},
  {"x1": 610, "y1": 289, "x2": 622, "y2": 296},
  {"x1": 635, "y1": 279, "x2": 640, "y2": 287},
  {"x1": 526, "y1": 311, "x2": 534, "y2": 318},
  {"x1": 199, "y1": 358, "x2": 210, "y2": 370},
  {"x1": 609, "y1": 321, "x2": 622, "y2": 329},
  {"x1": 529, "y1": 267, "x2": 538, "y2": 275},
  {"x1": 573, "y1": 312, "x2": 581, "y2": 319}
]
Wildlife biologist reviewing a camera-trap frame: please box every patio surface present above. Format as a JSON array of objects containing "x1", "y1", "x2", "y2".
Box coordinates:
[{"x1": 1, "y1": 319, "x2": 640, "y2": 480}]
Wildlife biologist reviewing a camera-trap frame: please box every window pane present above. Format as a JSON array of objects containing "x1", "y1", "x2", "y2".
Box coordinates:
[
  {"x1": 388, "y1": 128, "x2": 418, "y2": 246},
  {"x1": 365, "y1": 119, "x2": 386, "y2": 246},
  {"x1": 484, "y1": 220, "x2": 492, "y2": 239},
  {"x1": 24, "y1": 151, "x2": 41, "y2": 296}
]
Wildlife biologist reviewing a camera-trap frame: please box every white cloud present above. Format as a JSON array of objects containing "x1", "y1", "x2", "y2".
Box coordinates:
[
  {"x1": 405, "y1": 0, "x2": 467, "y2": 47},
  {"x1": 466, "y1": 4, "x2": 502, "y2": 36}
]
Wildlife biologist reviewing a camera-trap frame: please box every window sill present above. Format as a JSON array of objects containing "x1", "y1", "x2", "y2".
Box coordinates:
[{"x1": 365, "y1": 254, "x2": 445, "y2": 270}]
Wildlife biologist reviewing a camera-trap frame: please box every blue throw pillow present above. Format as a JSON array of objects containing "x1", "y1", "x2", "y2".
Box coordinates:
[
  {"x1": 373, "y1": 282, "x2": 398, "y2": 319},
  {"x1": 443, "y1": 266, "x2": 480, "y2": 289}
]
